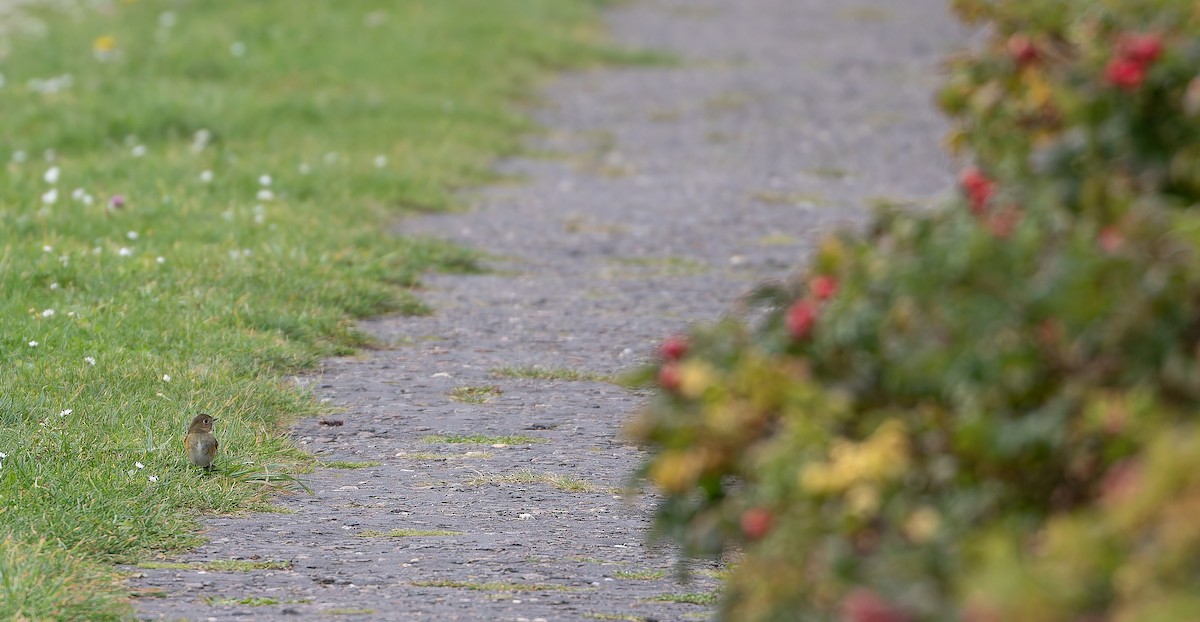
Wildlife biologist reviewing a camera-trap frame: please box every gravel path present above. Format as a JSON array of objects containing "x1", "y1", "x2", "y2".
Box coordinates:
[{"x1": 132, "y1": 1, "x2": 962, "y2": 620}]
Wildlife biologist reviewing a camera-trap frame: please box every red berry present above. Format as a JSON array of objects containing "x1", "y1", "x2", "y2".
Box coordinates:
[
  {"x1": 1105, "y1": 57, "x2": 1146, "y2": 90},
  {"x1": 1006, "y1": 34, "x2": 1039, "y2": 66},
  {"x1": 740, "y1": 507, "x2": 774, "y2": 541},
  {"x1": 810, "y1": 275, "x2": 839, "y2": 301},
  {"x1": 785, "y1": 300, "x2": 818, "y2": 341},
  {"x1": 840, "y1": 589, "x2": 913, "y2": 622},
  {"x1": 1100, "y1": 459, "x2": 1142, "y2": 506},
  {"x1": 1119, "y1": 33, "x2": 1163, "y2": 64},
  {"x1": 1098, "y1": 226, "x2": 1124, "y2": 252},
  {"x1": 659, "y1": 335, "x2": 689, "y2": 361},
  {"x1": 959, "y1": 167, "x2": 994, "y2": 215},
  {"x1": 986, "y1": 206, "x2": 1022, "y2": 239},
  {"x1": 657, "y1": 363, "x2": 681, "y2": 393}
]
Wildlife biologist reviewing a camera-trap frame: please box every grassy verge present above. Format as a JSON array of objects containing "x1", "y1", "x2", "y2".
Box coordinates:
[{"x1": 0, "y1": 0, "x2": 628, "y2": 618}]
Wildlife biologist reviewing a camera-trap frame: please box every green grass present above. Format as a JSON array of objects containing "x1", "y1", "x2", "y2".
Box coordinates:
[
  {"x1": 448, "y1": 385, "x2": 503, "y2": 404},
  {"x1": 649, "y1": 592, "x2": 719, "y2": 606},
  {"x1": 394, "y1": 451, "x2": 493, "y2": 460},
  {"x1": 0, "y1": 536, "x2": 129, "y2": 621},
  {"x1": 490, "y1": 366, "x2": 609, "y2": 382},
  {"x1": 322, "y1": 460, "x2": 382, "y2": 470},
  {"x1": 615, "y1": 569, "x2": 667, "y2": 580},
  {"x1": 355, "y1": 528, "x2": 462, "y2": 538},
  {"x1": 135, "y1": 560, "x2": 292, "y2": 572},
  {"x1": 570, "y1": 556, "x2": 628, "y2": 565},
  {"x1": 0, "y1": 0, "x2": 629, "y2": 618},
  {"x1": 421, "y1": 434, "x2": 545, "y2": 445},
  {"x1": 411, "y1": 580, "x2": 581, "y2": 593},
  {"x1": 204, "y1": 596, "x2": 280, "y2": 607},
  {"x1": 466, "y1": 469, "x2": 603, "y2": 492}
]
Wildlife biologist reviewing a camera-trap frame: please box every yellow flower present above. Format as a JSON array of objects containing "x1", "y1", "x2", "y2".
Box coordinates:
[
  {"x1": 800, "y1": 419, "x2": 910, "y2": 495},
  {"x1": 846, "y1": 485, "x2": 880, "y2": 517},
  {"x1": 904, "y1": 506, "x2": 942, "y2": 543},
  {"x1": 648, "y1": 449, "x2": 708, "y2": 495},
  {"x1": 677, "y1": 360, "x2": 717, "y2": 400},
  {"x1": 93, "y1": 35, "x2": 117, "y2": 54}
]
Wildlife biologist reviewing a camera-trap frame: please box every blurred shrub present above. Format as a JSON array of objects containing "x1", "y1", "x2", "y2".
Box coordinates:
[
  {"x1": 940, "y1": 0, "x2": 1200, "y2": 219},
  {"x1": 626, "y1": 1, "x2": 1200, "y2": 620}
]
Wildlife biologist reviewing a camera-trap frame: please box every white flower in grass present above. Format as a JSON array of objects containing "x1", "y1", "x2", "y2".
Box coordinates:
[
  {"x1": 41, "y1": 309, "x2": 54, "y2": 317},
  {"x1": 127, "y1": 231, "x2": 138, "y2": 240},
  {"x1": 41, "y1": 188, "x2": 58, "y2": 204},
  {"x1": 148, "y1": 475, "x2": 159, "y2": 483},
  {"x1": 85, "y1": 356, "x2": 96, "y2": 366},
  {"x1": 374, "y1": 155, "x2": 388, "y2": 168},
  {"x1": 162, "y1": 374, "x2": 171, "y2": 382},
  {"x1": 191, "y1": 129, "x2": 211, "y2": 153},
  {"x1": 258, "y1": 174, "x2": 272, "y2": 187},
  {"x1": 43, "y1": 245, "x2": 53, "y2": 252},
  {"x1": 12, "y1": 150, "x2": 27, "y2": 163},
  {"x1": 156, "y1": 256, "x2": 165, "y2": 264},
  {"x1": 323, "y1": 152, "x2": 338, "y2": 164},
  {"x1": 230, "y1": 41, "x2": 246, "y2": 57},
  {"x1": 199, "y1": 170, "x2": 214, "y2": 183},
  {"x1": 298, "y1": 163, "x2": 311, "y2": 175},
  {"x1": 71, "y1": 188, "x2": 86, "y2": 201},
  {"x1": 59, "y1": 409, "x2": 72, "y2": 417},
  {"x1": 158, "y1": 12, "x2": 177, "y2": 28},
  {"x1": 131, "y1": 144, "x2": 147, "y2": 158},
  {"x1": 28, "y1": 340, "x2": 38, "y2": 347},
  {"x1": 135, "y1": 462, "x2": 144, "y2": 469},
  {"x1": 49, "y1": 282, "x2": 59, "y2": 290},
  {"x1": 118, "y1": 247, "x2": 133, "y2": 257},
  {"x1": 256, "y1": 189, "x2": 274, "y2": 201},
  {"x1": 43, "y1": 166, "x2": 60, "y2": 184}
]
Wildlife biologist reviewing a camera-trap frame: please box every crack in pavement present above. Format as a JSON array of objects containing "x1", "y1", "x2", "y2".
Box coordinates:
[{"x1": 133, "y1": 0, "x2": 962, "y2": 620}]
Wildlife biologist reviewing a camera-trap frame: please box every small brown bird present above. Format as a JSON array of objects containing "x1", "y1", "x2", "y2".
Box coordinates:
[{"x1": 184, "y1": 413, "x2": 219, "y2": 471}]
